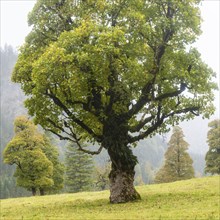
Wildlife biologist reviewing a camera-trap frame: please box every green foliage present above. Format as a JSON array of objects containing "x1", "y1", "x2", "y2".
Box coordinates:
[
  {"x1": 14, "y1": 149, "x2": 54, "y2": 191},
  {"x1": 3, "y1": 116, "x2": 64, "y2": 195},
  {"x1": 12, "y1": 0, "x2": 217, "y2": 145},
  {"x1": 205, "y1": 119, "x2": 220, "y2": 175},
  {"x1": 155, "y1": 126, "x2": 194, "y2": 183},
  {"x1": 65, "y1": 143, "x2": 94, "y2": 193},
  {"x1": 41, "y1": 134, "x2": 65, "y2": 193},
  {"x1": 0, "y1": 176, "x2": 219, "y2": 220}
]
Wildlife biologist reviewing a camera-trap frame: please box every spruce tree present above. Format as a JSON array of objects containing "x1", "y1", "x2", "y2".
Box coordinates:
[
  {"x1": 41, "y1": 134, "x2": 65, "y2": 194},
  {"x1": 65, "y1": 143, "x2": 94, "y2": 193},
  {"x1": 155, "y1": 126, "x2": 194, "y2": 183},
  {"x1": 205, "y1": 119, "x2": 220, "y2": 175}
]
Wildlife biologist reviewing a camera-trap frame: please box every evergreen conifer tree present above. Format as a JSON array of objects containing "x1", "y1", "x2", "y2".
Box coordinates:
[
  {"x1": 65, "y1": 143, "x2": 94, "y2": 193},
  {"x1": 205, "y1": 119, "x2": 220, "y2": 175},
  {"x1": 155, "y1": 126, "x2": 194, "y2": 183},
  {"x1": 41, "y1": 134, "x2": 65, "y2": 194}
]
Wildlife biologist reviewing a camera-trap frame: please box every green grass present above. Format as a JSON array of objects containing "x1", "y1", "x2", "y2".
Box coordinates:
[{"x1": 1, "y1": 176, "x2": 219, "y2": 220}]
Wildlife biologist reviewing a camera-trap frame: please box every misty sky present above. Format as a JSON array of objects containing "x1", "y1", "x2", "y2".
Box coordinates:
[
  {"x1": 0, "y1": 0, "x2": 219, "y2": 154},
  {"x1": 1, "y1": 1, "x2": 219, "y2": 72}
]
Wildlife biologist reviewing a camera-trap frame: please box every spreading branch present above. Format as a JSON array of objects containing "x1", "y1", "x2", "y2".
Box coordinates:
[
  {"x1": 125, "y1": 29, "x2": 175, "y2": 120},
  {"x1": 154, "y1": 83, "x2": 187, "y2": 102},
  {"x1": 45, "y1": 91, "x2": 102, "y2": 142},
  {"x1": 129, "y1": 116, "x2": 154, "y2": 133},
  {"x1": 47, "y1": 119, "x2": 103, "y2": 155},
  {"x1": 128, "y1": 106, "x2": 200, "y2": 143},
  {"x1": 128, "y1": 116, "x2": 165, "y2": 144}
]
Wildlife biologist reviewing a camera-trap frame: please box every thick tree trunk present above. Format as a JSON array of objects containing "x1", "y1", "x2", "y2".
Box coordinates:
[
  {"x1": 109, "y1": 167, "x2": 141, "y2": 203},
  {"x1": 31, "y1": 187, "x2": 36, "y2": 196},
  {"x1": 103, "y1": 116, "x2": 141, "y2": 203}
]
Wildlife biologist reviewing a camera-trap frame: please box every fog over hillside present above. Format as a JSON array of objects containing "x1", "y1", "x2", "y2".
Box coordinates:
[
  {"x1": 180, "y1": 118, "x2": 214, "y2": 155},
  {"x1": 169, "y1": 102, "x2": 219, "y2": 155}
]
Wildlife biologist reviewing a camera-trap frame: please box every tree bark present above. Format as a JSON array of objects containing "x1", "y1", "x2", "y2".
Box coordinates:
[
  {"x1": 31, "y1": 187, "x2": 36, "y2": 196},
  {"x1": 103, "y1": 117, "x2": 141, "y2": 203},
  {"x1": 109, "y1": 166, "x2": 141, "y2": 203}
]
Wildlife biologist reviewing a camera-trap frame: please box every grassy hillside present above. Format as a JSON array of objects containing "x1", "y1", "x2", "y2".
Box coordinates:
[{"x1": 1, "y1": 176, "x2": 219, "y2": 220}]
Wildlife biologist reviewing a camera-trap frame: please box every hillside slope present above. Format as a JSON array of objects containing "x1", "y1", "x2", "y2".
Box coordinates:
[{"x1": 1, "y1": 176, "x2": 219, "y2": 220}]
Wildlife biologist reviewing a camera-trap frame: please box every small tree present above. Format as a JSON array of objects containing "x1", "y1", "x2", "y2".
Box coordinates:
[
  {"x1": 3, "y1": 116, "x2": 64, "y2": 195},
  {"x1": 205, "y1": 119, "x2": 220, "y2": 175},
  {"x1": 155, "y1": 126, "x2": 194, "y2": 183},
  {"x1": 65, "y1": 143, "x2": 94, "y2": 193}
]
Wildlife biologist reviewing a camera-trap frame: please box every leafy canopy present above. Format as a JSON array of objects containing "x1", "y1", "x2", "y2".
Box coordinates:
[
  {"x1": 12, "y1": 0, "x2": 217, "y2": 153},
  {"x1": 3, "y1": 116, "x2": 64, "y2": 193},
  {"x1": 3, "y1": 116, "x2": 53, "y2": 191}
]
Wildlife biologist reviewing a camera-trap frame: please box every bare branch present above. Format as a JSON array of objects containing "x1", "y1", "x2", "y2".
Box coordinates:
[
  {"x1": 128, "y1": 117, "x2": 165, "y2": 143},
  {"x1": 66, "y1": 122, "x2": 104, "y2": 155},
  {"x1": 154, "y1": 83, "x2": 186, "y2": 102},
  {"x1": 46, "y1": 128, "x2": 74, "y2": 142},
  {"x1": 45, "y1": 91, "x2": 102, "y2": 141},
  {"x1": 47, "y1": 120, "x2": 104, "y2": 155},
  {"x1": 165, "y1": 107, "x2": 200, "y2": 118},
  {"x1": 75, "y1": 140, "x2": 104, "y2": 155},
  {"x1": 46, "y1": 119, "x2": 77, "y2": 142},
  {"x1": 128, "y1": 106, "x2": 200, "y2": 143},
  {"x1": 129, "y1": 116, "x2": 154, "y2": 133}
]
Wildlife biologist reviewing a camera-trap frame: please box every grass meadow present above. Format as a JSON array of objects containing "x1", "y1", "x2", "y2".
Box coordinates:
[{"x1": 1, "y1": 176, "x2": 219, "y2": 220}]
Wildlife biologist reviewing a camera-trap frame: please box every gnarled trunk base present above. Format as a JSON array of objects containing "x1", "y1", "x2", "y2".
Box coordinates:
[
  {"x1": 103, "y1": 116, "x2": 141, "y2": 203},
  {"x1": 109, "y1": 169, "x2": 141, "y2": 203}
]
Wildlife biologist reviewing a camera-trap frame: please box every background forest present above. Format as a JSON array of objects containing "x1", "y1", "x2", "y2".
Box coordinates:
[{"x1": 0, "y1": 45, "x2": 207, "y2": 199}]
